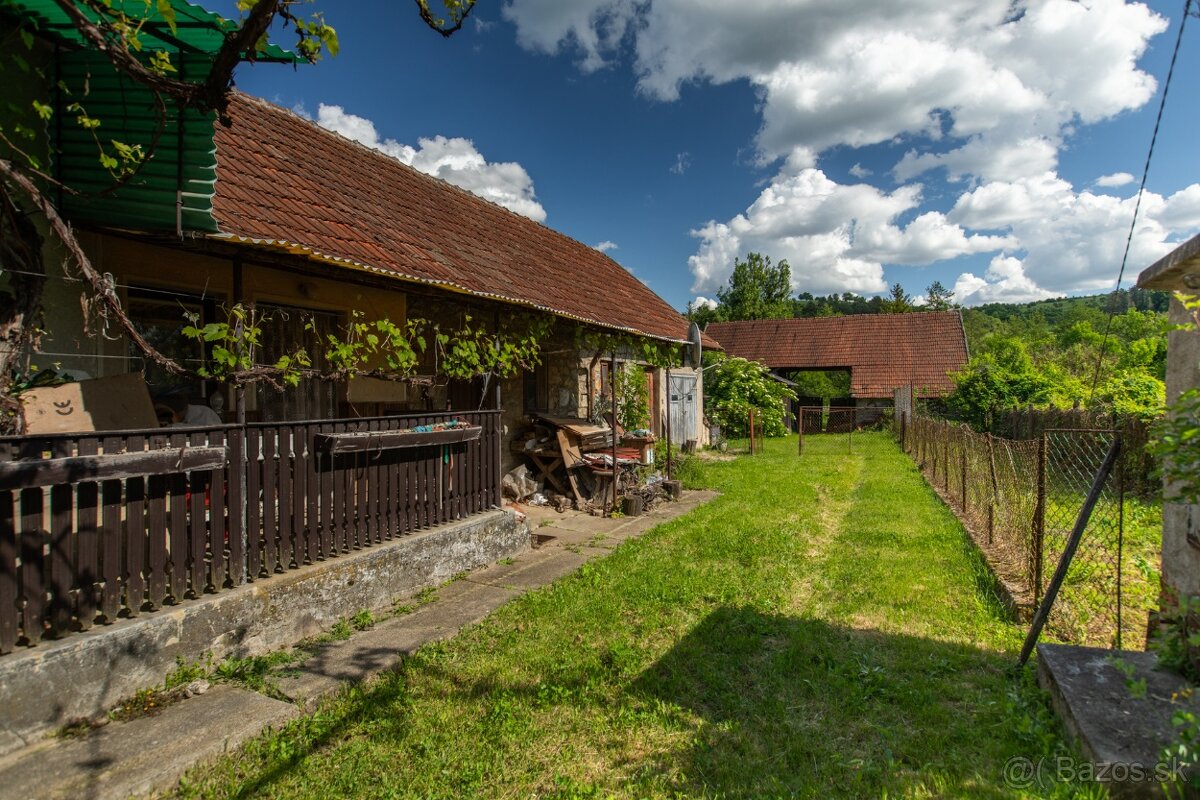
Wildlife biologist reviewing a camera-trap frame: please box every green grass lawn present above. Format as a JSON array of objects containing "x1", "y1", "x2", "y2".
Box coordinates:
[{"x1": 177, "y1": 433, "x2": 1099, "y2": 799}]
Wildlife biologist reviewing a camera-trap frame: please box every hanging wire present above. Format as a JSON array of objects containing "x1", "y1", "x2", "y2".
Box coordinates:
[
  {"x1": 1088, "y1": 0, "x2": 1193, "y2": 404},
  {"x1": 0, "y1": 265, "x2": 215, "y2": 301}
]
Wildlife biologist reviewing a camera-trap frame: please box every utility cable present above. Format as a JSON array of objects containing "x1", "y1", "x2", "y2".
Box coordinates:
[{"x1": 1088, "y1": 0, "x2": 1192, "y2": 404}]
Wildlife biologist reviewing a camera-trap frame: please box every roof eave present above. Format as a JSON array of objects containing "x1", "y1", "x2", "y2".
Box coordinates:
[
  {"x1": 207, "y1": 233, "x2": 689, "y2": 345},
  {"x1": 1137, "y1": 234, "x2": 1200, "y2": 290}
]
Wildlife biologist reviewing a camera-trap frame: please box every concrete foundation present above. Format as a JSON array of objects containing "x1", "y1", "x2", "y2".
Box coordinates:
[
  {"x1": 0, "y1": 508, "x2": 529, "y2": 754},
  {"x1": 1037, "y1": 643, "x2": 1200, "y2": 796}
]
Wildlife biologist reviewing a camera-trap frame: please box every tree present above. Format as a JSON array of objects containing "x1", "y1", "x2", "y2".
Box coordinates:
[
  {"x1": 684, "y1": 299, "x2": 720, "y2": 327},
  {"x1": 713, "y1": 252, "x2": 793, "y2": 321},
  {"x1": 702, "y1": 353, "x2": 796, "y2": 437},
  {"x1": 947, "y1": 335, "x2": 1053, "y2": 429},
  {"x1": 880, "y1": 282, "x2": 913, "y2": 314},
  {"x1": 1095, "y1": 372, "x2": 1165, "y2": 420},
  {"x1": 0, "y1": 0, "x2": 476, "y2": 430},
  {"x1": 924, "y1": 281, "x2": 955, "y2": 311},
  {"x1": 787, "y1": 370, "x2": 850, "y2": 401}
]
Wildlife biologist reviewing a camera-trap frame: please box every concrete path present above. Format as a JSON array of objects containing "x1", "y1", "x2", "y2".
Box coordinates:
[{"x1": 0, "y1": 491, "x2": 715, "y2": 800}]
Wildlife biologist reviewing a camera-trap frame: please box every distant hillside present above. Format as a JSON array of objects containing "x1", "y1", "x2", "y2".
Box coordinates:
[
  {"x1": 961, "y1": 289, "x2": 1170, "y2": 353},
  {"x1": 968, "y1": 288, "x2": 1168, "y2": 324}
]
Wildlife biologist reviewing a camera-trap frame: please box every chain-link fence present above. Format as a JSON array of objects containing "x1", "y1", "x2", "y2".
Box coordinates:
[
  {"x1": 1041, "y1": 430, "x2": 1127, "y2": 647},
  {"x1": 994, "y1": 407, "x2": 1157, "y2": 499},
  {"x1": 896, "y1": 413, "x2": 1152, "y2": 649},
  {"x1": 793, "y1": 406, "x2": 890, "y2": 454}
]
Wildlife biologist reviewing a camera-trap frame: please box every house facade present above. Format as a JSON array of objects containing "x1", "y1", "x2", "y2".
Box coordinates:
[
  {"x1": 7, "y1": 46, "x2": 708, "y2": 461},
  {"x1": 0, "y1": 1, "x2": 708, "y2": 672}
]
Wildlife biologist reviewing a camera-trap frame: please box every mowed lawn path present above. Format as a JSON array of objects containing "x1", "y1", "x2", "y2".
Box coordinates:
[{"x1": 179, "y1": 433, "x2": 1092, "y2": 799}]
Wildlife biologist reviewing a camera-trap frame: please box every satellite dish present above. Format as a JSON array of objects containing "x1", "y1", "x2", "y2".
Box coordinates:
[{"x1": 687, "y1": 322, "x2": 703, "y2": 368}]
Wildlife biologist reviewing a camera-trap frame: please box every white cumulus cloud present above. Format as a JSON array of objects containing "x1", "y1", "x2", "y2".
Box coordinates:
[
  {"x1": 953, "y1": 255, "x2": 1056, "y2": 305},
  {"x1": 688, "y1": 167, "x2": 1010, "y2": 296},
  {"x1": 316, "y1": 104, "x2": 547, "y2": 222},
  {"x1": 1096, "y1": 172, "x2": 1136, "y2": 187},
  {"x1": 503, "y1": 0, "x2": 1188, "y2": 298},
  {"x1": 949, "y1": 176, "x2": 1200, "y2": 296},
  {"x1": 594, "y1": 240, "x2": 619, "y2": 252}
]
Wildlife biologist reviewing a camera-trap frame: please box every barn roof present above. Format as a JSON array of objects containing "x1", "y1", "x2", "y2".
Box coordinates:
[{"x1": 704, "y1": 311, "x2": 969, "y2": 398}]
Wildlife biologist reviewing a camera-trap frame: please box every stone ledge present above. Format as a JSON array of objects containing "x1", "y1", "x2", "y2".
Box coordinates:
[
  {"x1": 1037, "y1": 643, "x2": 1200, "y2": 797},
  {"x1": 0, "y1": 685, "x2": 298, "y2": 800},
  {"x1": 0, "y1": 508, "x2": 529, "y2": 754}
]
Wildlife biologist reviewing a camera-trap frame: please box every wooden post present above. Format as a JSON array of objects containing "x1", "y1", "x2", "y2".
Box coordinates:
[
  {"x1": 848, "y1": 407, "x2": 854, "y2": 454},
  {"x1": 749, "y1": 408, "x2": 756, "y2": 455},
  {"x1": 231, "y1": 256, "x2": 248, "y2": 584},
  {"x1": 232, "y1": 257, "x2": 246, "y2": 426},
  {"x1": 610, "y1": 352, "x2": 618, "y2": 514},
  {"x1": 798, "y1": 408, "x2": 804, "y2": 456},
  {"x1": 665, "y1": 366, "x2": 672, "y2": 481}
]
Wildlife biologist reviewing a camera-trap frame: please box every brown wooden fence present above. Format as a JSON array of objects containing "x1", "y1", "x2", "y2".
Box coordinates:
[{"x1": 0, "y1": 410, "x2": 501, "y2": 654}]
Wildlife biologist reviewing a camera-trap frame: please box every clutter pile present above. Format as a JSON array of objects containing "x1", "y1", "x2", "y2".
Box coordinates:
[
  {"x1": 409, "y1": 418, "x2": 474, "y2": 433},
  {"x1": 504, "y1": 414, "x2": 675, "y2": 515}
]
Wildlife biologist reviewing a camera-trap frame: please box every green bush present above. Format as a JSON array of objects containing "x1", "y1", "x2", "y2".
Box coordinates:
[
  {"x1": 614, "y1": 364, "x2": 650, "y2": 430},
  {"x1": 703, "y1": 353, "x2": 795, "y2": 437}
]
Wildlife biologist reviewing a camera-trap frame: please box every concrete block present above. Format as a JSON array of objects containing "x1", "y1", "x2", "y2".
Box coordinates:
[{"x1": 1037, "y1": 643, "x2": 1200, "y2": 796}]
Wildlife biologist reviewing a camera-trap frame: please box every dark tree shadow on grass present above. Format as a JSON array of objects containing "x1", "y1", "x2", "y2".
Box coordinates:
[
  {"x1": 186, "y1": 608, "x2": 1070, "y2": 800},
  {"x1": 626, "y1": 606, "x2": 1050, "y2": 799}
]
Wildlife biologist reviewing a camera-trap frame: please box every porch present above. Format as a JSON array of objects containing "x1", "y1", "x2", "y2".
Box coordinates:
[{"x1": 0, "y1": 409, "x2": 502, "y2": 654}]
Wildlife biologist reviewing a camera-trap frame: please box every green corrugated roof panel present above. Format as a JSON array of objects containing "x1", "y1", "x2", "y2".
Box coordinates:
[
  {"x1": 53, "y1": 49, "x2": 220, "y2": 232},
  {"x1": 1, "y1": 0, "x2": 298, "y2": 61},
  {"x1": 1, "y1": 1, "x2": 300, "y2": 234}
]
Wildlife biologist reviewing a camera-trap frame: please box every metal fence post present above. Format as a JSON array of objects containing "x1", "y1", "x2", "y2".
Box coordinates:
[
  {"x1": 961, "y1": 437, "x2": 968, "y2": 512},
  {"x1": 1116, "y1": 462, "x2": 1125, "y2": 650},
  {"x1": 943, "y1": 428, "x2": 950, "y2": 490},
  {"x1": 986, "y1": 433, "x2": 999, "y2": 546},
  {"x1": 1033, "y1": 433, "x2": 1047, "y2": 608}
]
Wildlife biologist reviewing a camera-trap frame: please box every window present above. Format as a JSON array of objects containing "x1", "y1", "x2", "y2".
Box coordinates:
[
  {"x1": 127, "y1": 287, "x2": 217, "y2": 403},
  {"x1": 254, "y1": 304, "x2": 339, "y2": 422},
  {"x1": 522, "y1": 361, "x2": 548, "y2": 412}
]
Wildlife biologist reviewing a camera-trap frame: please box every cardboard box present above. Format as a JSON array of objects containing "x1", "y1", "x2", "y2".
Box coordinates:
[{"x1": 21, "y1": 373, "x2": 159, "y2": 434}]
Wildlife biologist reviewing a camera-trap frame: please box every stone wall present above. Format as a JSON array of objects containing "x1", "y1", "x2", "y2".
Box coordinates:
[
  {"x1": 0, "y1": 509, "x2": 530, "y2": 755},
  {"x1": 1162, "y1": 293, "x2": 1200, "y2": 600}
]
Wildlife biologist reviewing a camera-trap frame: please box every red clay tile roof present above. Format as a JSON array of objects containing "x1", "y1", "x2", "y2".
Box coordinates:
[
  {"x1": 210, "y1": 92, "x2": 693, "y2": 343},
  {"x1": 705, "y1": 312, "x2": 968, "y2": 398}
]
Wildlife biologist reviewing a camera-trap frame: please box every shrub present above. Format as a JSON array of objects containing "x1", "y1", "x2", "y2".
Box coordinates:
[{"x1": 703, "y1": 354, "x2": 796, "y2": 437}]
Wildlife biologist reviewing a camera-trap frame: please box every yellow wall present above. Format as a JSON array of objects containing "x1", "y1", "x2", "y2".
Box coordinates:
[{"x1": 34, "y1": 232, "x2": 409, "y2": 410}]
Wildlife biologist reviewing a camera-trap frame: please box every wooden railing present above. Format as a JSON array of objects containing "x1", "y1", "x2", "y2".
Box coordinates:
[{"x1": 0, "y1": 410, "x2": 501, "y2": 654}]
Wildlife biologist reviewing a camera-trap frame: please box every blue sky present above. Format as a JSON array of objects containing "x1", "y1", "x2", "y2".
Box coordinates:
[{"x1": 220, "y1": 0, "x2": 1200, "y2": 311}]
